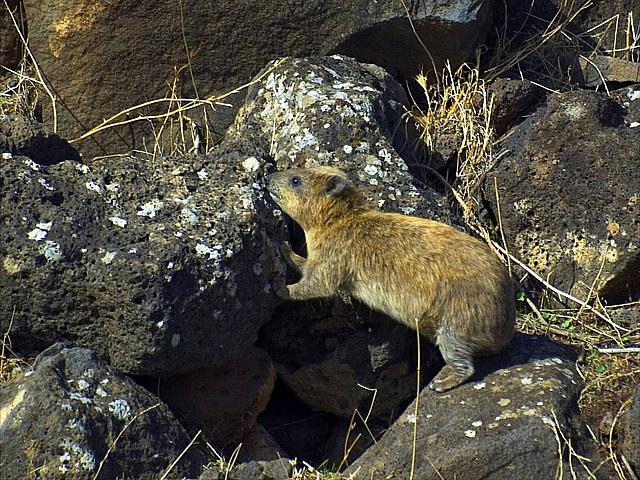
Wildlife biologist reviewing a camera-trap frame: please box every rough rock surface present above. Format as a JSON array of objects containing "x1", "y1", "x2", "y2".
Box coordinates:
[
  {"x1": 0, "y1": 139, "x2": 286, "y2": 376},
  {"x1": 0, "y1": 113, "x2": 81, "y2": 164},
  {"x1": 0, "y1": 342, "x2": 203, "y2": 480},
  {"x1": 347, "y1": 334, "x2": 599, "y2": 480},
  {"x1": 230, "y1": 55, "x2": 454, "y2": 223},
  {"x1": 485, "y1": 88, "x2": 640, "y2": 304},
  {"x1": 161, "y1": 347, "x2": 276, "y2": 449},
  {"x1": 0, "y1": 0, "x2": 25, "y2": 71},
  {"x1": 260, "y1": 298, "x2": 439, "y2": 418},
  {"x1": 23, "y1": 0, "x2": 494, "y2": 157},
  {"x1": 487, "y1": 78, "x2": 544, "y2": 135},
  {"x1": 620, "y1": 386, "x2": 640, "y2": 474}
]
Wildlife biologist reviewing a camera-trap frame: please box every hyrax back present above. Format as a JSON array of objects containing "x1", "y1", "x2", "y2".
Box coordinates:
[{"x1": 267, "y1": 166, "x2": 515, "y2": 391}]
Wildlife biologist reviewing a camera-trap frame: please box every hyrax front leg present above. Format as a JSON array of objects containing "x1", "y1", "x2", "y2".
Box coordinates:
[
  {"x1": 280, "y1": 259, "x2": 342, "y2": 301},
  {"x1": 280, "y1": 241, "x2": 306, "y2": 273},
  {"x1": 429, "y1": 330, "x2": 475, "y2": 392}
]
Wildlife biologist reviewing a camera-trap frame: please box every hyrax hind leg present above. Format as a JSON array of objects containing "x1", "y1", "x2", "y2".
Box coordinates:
[{"x1": 428, "y1": 329, "x2": 475, "y2": 392}]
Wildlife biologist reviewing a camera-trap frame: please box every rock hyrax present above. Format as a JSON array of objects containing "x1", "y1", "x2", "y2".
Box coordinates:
[{"x1": 267, "y1": 166, "x2": 515, "y2": 391}]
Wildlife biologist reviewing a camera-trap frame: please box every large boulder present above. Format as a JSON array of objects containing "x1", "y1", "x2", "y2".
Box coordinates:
[
  {"x1": 22, "y1": 0, "x2": 494, "y2": 157},
  {"x1": 485, "y1": 88, "x2": 640, "y2": 304},
  {"x1": 0, "y1": 138, "x2": 285, "y2": 376},
  {"x1": 347, "y1": 334, "x2": 601, "y2": 479},
  {"x1": 230, "y1": 55, "x2": 454, "y2": 223},
  {"x1": 0, "y1": 342, "x2": 204, "y2": 480}
]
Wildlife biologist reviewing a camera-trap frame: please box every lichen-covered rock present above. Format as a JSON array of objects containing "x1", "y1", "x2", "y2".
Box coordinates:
[
  {"x1": 230, "y1": 55, "x2": 454, "y2": 222},
  {"x1": 0, "y1": 342, "x2": 204, "y2": 480},
  {"x1": 260, "y1": 298, "x2": 439, "y2": 418},
  {"x1": 161, "y1": 347, "x2": 276, "y2": 449},
  {"x1": 485, "y1": 88, "x2": 640, "y2": 304},
  {"x1": 23, "y1": 0, "x2": 493, "y2": 157},
  {"x1": 0, "y1": 138, "x2": 286, "y2": 376},
  {"x1": 347, "y1": 334, "x2": 601, "y2": 480},
  {"x1": 0, "y1": 113, "x2": 81, "y2": 164}
]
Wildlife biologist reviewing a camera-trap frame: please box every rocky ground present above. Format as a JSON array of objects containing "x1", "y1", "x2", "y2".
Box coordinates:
[{"x1": 1, "y1": 1, "x2": 639, "y2": 479}]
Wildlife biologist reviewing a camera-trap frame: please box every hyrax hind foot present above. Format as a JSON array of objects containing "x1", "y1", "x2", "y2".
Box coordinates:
[{"x1": 428, "y1": 364, "x2": 474, "y2": 392}]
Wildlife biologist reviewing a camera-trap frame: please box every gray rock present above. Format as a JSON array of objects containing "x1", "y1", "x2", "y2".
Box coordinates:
[
  {"x1": 485, "y1": 89, "x2": 640, "y2": 304},
  {"x1": 0, "y1": 113, "x2": 81, "y2": 164},
  {"x1": 347, "y1": 334, "x2": 601, "y2": 480},
  {"x1": 0, "y1": 139, "x2": 286, "y2": 376},
  {"x1": 230, "y1": 55, "x2": 454, "y2": 223},
  {"x1": 0, "y1": 342, "x2": 203, "y2": 480},
  {"x1": 260, "y1": 298, "x2": 439, "y2": 418},
  {"x1": 620, "y1": 386, "x2": 640, "y2": 475},
  {"x1": 487, "y1": 78, "x2": 544, "y2": 135},
  {"x1": 22, "y1": 0, "x2": 494, "y2": 157}
]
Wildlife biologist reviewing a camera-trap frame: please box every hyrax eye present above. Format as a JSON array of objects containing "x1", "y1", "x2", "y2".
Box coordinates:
[{"x1": 289, "y1": 175, "x2": 302, "y2": 187}]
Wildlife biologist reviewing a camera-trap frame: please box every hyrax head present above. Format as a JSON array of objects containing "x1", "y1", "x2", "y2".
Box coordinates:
[{"x1": 266, "y1": 166, "x2": 366, "y2": 229}]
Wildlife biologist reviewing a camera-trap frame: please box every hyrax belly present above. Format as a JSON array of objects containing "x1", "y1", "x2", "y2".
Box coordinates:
[{"x1": 267, "y1": 166, "x2": 516, "y2": 392}]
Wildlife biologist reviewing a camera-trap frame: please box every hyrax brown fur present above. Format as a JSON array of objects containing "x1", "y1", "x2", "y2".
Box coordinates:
[{"x1": 267, "y1": 166, "x2": 515, "y2": 392}]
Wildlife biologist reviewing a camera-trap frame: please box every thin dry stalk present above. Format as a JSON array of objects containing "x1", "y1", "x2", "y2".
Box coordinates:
[{"x1": 92, "y1": 404, "x2": 160, "y2": 480}]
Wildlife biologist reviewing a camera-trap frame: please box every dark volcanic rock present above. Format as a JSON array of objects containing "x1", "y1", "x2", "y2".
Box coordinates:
[
  {"x1": 0, "y1": 342, "x2": 203, "y2": 480},
  {"x1": 487, "y1": 78, "x2": 544, "y2": 135},
  {"x1": 0, "y1": 140, "x2": 286, "y2": 376},
  {"x1": 260, "y1": 298, "x2": 439, "y2": 418},
  {"x1": 620, "y1": 386, "x2": 640, "y2": 475},
  {"x1": 485, "y1": 88, "x2": 640, "y2": 304},
  {"x1": 347, "y1": 334, "x2": 601, "y2": 480},
  {"x1": 0, "y1": 113, "x2": 81, "y2": 164},
  {"x1": 161, "y1": 347, "x2": 276, "y2": 449},
  {"x1": 230, "y1": 55, "x2": 454, "y2": 223},
  {"x1": 22, "y1": 0, "x2": 494, "y2": 157}
]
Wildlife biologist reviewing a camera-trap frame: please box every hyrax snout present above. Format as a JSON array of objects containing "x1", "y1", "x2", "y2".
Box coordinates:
[{"x1": 267, "y1": 166, "x2": 515, "y2": 392}]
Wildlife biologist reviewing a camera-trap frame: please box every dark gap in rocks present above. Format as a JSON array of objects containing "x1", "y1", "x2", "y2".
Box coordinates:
[{"x1": 258, "y1": 378, "x2": 338, "y2": 466}]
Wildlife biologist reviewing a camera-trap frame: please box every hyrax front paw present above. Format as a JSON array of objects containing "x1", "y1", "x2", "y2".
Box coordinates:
[{"x1": 273, "y1": 280, "x2": 291, "y2": 300}]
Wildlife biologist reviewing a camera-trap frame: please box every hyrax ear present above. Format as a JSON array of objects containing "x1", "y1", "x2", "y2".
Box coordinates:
[{"x1": 325, "y1": 175, "x2": 347, "y2": 196}]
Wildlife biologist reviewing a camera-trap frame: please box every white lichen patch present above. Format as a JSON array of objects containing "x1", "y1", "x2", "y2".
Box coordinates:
[
  {"x1": 23, "y1": 157, "x2": 41, "y2": 171},
  {"x1": 28, "y1": 221, "x2": 53, "y2": 241},
  {"x1": 137, "y1": 199, "x2": 164, "y2": 218},
  {"x1": 195, "y1": 243, "x2": 222, "y2": 261},
  {"x1": 38, "y1": 178, "x2": 54, "y2": 190},
  {"x1": 95, "y1": 386, "x2": 107, "y2": 397},
  {"x1": 364, "y1": 164, "x2": 378, "y2": 176},
  {"x1": 342, "y1": 145, "x2": 353, "y2": 154},
  {"x1": 464, "y1": 430, "x2": 477, "y2": 438},
  {"x1": 472, "y1": 420, "x2": 483, "y2": 427},
  {"x1": 41, "y1": 241, "x2": 62, "y2": 262},
  {"x1": 473, "y1": 382, "x2": 486, "y2": 390},
  {"x1": 405, "y1": 413, "x2": 417, "y2": 424},
  {"x1": 85, "y1": 181, "x2": 102, "y2": 194},
  {"x1": 100, "y1": 251, "x2": 117, "y2": 265},
  {"x1": 498, "y1": 398, "x2": 511, "y2": 407},
  {"x1": 520, "y1": 376, "x2": 533, "y2": 385},
  {"x1": 629, "y1": 121, "x2": 640, "y2": 128},
  {"x1": 108, "y1": 216, "x2": 127, "y2": 228},
  {"x1": 2, "y1": 152, "x2": 12, "y2": 160},
  {"x1": 59, "y1": 438, "x2": 96, "y2": 472},
  {"x1": 76, "y1": 379, "x2": 90, "y2": 390},
  {"x1": 171, "y1": 333, "x2": 181, "y2": 347},
  {"x1": 108, "y1": 399, "x2": 131, "y2": 420},
  {"x1": 242, "y1": 156, "x2": 260, "y2": 172},
  {"x1": 628, "y1": 89, "x2": 640, "y2": 101},
  {"x1": 197, "y1": 168, "x2": 208, "y2": 180}
]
